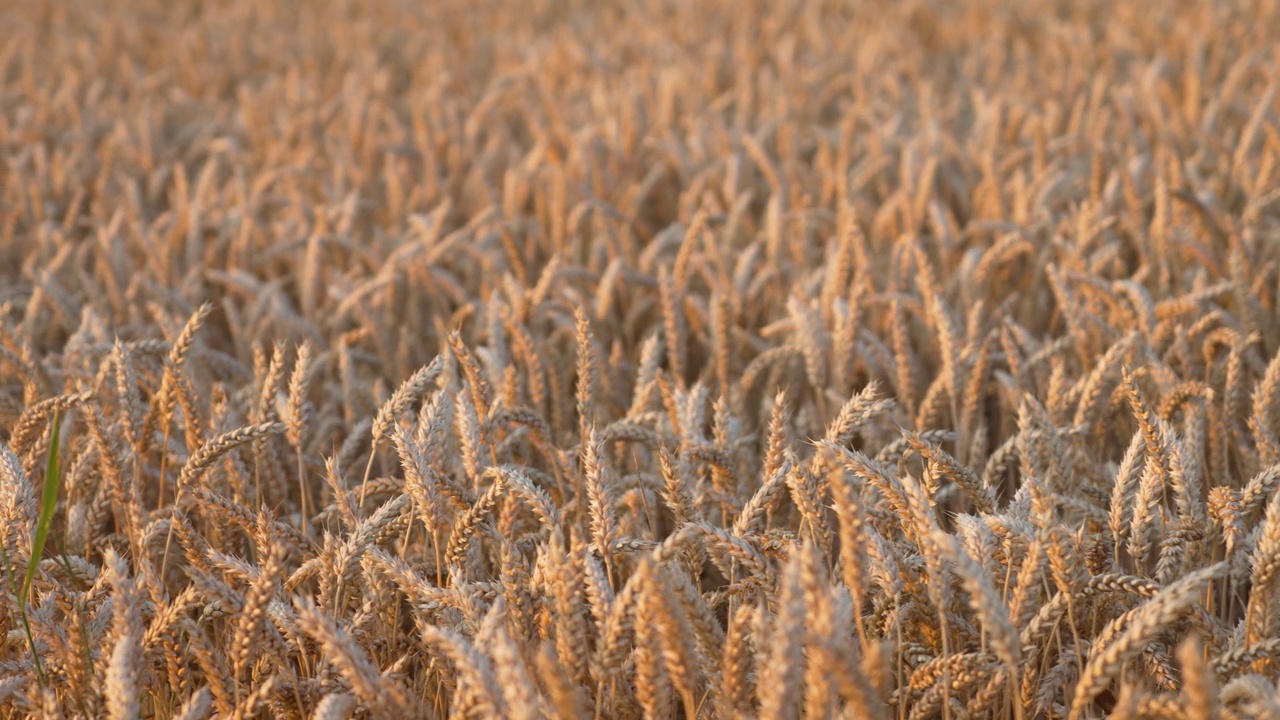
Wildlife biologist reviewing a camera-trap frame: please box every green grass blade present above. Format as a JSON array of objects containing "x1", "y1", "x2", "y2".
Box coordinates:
[
  {"x1": 22, "y1": 409, "x2": 61, "y2": 601},
  {"x1": 12, "y1": 410, "x2": 62, "y2": 686}
]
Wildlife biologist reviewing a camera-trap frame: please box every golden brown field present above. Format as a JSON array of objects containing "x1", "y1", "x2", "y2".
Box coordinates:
[{"x1": 3, "y1": 0, "x2": 1280, "y2": 717}]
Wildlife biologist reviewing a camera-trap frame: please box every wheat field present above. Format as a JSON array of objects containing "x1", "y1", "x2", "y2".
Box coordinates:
[{"x1": 2, "y1": 0, "x2": 1280, "y2": 717}]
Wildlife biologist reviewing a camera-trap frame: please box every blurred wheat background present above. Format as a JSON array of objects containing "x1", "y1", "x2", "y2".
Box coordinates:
[{"x1": 3, "y1": 0, "x2": 1280, "y2": 717}]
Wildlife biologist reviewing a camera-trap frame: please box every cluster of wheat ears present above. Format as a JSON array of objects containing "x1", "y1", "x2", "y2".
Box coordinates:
[{"x1": 4, "y1": 0, "x2": 1280, "y2": 718}]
